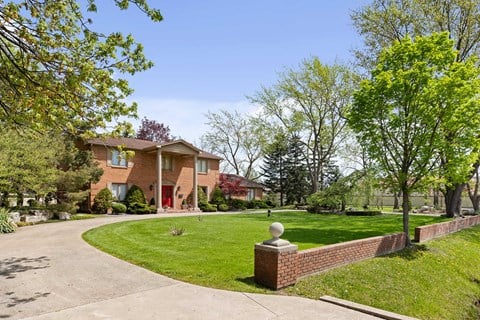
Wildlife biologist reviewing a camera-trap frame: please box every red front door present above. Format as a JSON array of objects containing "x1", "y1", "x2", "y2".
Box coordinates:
[{"x1": 162, "y1": 186, "x2": 174, "y2": 208}]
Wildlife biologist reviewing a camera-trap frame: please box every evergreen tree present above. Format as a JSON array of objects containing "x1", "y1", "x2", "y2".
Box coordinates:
[
  {"x1": 261, "y1": 135, "x2": 288, "y2": 206},
  {"x1": 284, "y1": 136, "x2": 311, "y2": 205}
]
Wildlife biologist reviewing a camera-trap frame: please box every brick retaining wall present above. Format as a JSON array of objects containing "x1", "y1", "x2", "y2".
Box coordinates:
[
  {"x1": 414, "y1": 215, "x2": 480, "y2": 242},
  {"x1": 297, "y1": 232, "x2": 406, "y2": 278},
  {"x1": 254, "y1": 232, "x2": 406, "y2": 290}
]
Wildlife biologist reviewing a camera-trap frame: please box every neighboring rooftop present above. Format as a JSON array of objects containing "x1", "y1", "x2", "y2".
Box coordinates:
[{"x1": 221, "y1": 173, "x2": 265, "y2": 189}]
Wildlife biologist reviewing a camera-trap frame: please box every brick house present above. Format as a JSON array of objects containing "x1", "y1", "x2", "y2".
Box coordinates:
[
  {"x1": 220, "y1": 173, "x2": 264, "y2": 201},
  {"x1": 86, "y1": 137, "x2": 222, "y2": 212}
]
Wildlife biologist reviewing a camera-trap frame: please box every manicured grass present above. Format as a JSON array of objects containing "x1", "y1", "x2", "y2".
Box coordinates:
[
  {"x1": 83, "y1": 211, "x2": 447, "y2": 293},
  {"x1": 285, "y1": 225, "x2": 480, "y2": 320}
]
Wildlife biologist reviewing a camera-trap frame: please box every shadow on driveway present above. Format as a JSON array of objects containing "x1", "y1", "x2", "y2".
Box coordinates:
[{"x1": 0, "y1": 256, "x2": 51, "y2": 318}]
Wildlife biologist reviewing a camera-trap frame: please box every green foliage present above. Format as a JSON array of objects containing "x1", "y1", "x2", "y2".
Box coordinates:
[
  {"x1": 92, "y1": 188, "x2": 113, "y2": 214},
  {"x1": 217, "y1": 204, "x2": 229, "y2": 212},
  {"x1": 0, "y1": 208, "x2": 16, "y2": 233},
  {"x1": 251, "y1": 58, "x2": 358, "y2": 193},
  {"x1": 351, "y1": 0, "x2": 480, "y2": 68},
  {"x1": 246, "y1": 200, "x2": 270, "y2": 209},
  {"x1": 348, "y1": 32, "x2": 480, "y2": 231},
  {"x1": 125, "y1": 185, "x2": 146, "y2": 210},
  {"x1": 0, "y1": 130, "x2": 61, "y2": 197},
  {"x1": 210, "y1": 187, "x2": 226, "y2": 205},
  {"x1": 228, "y1": 198, "x2": 247, "y2": 210},
  {"x1": 111, "y1": 202, "x2": 127, "y2": 214},
  {"x1": 0, "y1": 1, "x2": 161, "y2": 136},
  {"x1": 128, "y1": 202, "x2": 151, "y2": 214},
  {"x1": 306, "y1": 191, "x2": 343, "y2": 213}
]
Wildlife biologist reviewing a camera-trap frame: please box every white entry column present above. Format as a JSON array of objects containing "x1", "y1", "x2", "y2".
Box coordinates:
[
  {"x1": 156, "y1": 147, "x2": 163, "y2": 213},
  {"x1": 193, "y1": 154, "x2": 199, "y2": 211}
]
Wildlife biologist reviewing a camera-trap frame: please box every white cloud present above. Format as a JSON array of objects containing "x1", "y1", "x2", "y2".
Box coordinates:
[{"x1": 126, "y1": 98, "x2": 260, "y2": 145}]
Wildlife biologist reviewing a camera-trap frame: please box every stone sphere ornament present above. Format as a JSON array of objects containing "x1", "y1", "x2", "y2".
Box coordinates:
[
  {"x1": 269, "y1": 222, "x2": 284, "y2": 239},
  {"x1": 263, "y1": 222, "x2": 290, "y2": 247}
]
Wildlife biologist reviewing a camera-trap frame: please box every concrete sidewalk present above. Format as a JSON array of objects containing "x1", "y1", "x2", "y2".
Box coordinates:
[{"x1": 0, "y1": 213, "x2": 410, "y2": 319}]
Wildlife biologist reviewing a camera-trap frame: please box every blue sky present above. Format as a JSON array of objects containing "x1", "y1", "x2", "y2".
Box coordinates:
[{"x1": 91, "y1": 1, "x2": 368, "y2": 144}]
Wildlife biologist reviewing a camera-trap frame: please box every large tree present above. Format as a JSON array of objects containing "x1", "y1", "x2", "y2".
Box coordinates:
[
  {"x1": 351, "y1": 0, "x2": 480, "y2": 215},
  {"x1": 351, "y1": 0, "x2": 480, "y2": 67},
  {"x1": 251, "y1": 58, "x2": 358, "y2": 193},
  {"x1": 201, "y1": 109, "x2": 266, "y2": 179},
  {"x1": 0, "y1": 130, "x2": 62, "y2": 199},
  {"x1": 0, "y1": 1, "x2": 161, "y2": 135},
  {"x1": 348, "y1": 32, "x2": 480, "y2": 245}
]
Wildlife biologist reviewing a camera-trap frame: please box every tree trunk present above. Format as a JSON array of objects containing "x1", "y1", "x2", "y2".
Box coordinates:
[
  {"x1": 393, "y1": 190, "x2": 400, "y2": 210},
  {"x1": 433, "y1": 188, "x2": 439, "y2": 209},
  {"x1": 468, "y1": 164, "x2": 480, "y2": 212},
  {"x1": 444, "y1": 183, "x2": 464, "y2": 218},
  {"x1": 402, "y1": 188, "x2": 412, "y2": 247}
]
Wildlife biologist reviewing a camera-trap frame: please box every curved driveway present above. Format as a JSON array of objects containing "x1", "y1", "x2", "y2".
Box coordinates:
[{"x1": 0, "y1": 213, "x2": 392, "y2": 319}]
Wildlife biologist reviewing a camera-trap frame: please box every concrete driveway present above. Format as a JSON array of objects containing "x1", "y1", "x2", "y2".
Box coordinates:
[{"x1": 0, "y1": 213, "x2": 408, "y2": 319}]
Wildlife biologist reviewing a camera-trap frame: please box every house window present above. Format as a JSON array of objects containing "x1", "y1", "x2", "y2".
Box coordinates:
[
  {"x1": 197, "y1": 159, "x2": 208, "y2": 173},
  {"x1": 246, "y1": 188, "x2": 255, "y2": 201},
  {"x1": 111, "y1": 149, "x2": 127, "y2": 167},
  {"x1": 162, "y1": 155, "x2": 172, "y2": 170},
  {"x1": 111, "y1": 183, "x2": 128, "y2": 201}
]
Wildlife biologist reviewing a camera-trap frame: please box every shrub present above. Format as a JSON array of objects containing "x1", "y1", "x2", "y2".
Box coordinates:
[
  {"x1": 306, "y1": 191, "x2": 342, "y2": 213},
  {"x1": 346, "y1": 210, "x2": 382, "y2": 216},
  {"x1": 149, "y1": 197, "x2": 155, "y2": 206},
  {"x1": 125, "y1": 185, "x2": 146, "y2": 209},
  {"x1": 229, "y1": 198, "x2": 246, "y2": 210},
  {"x1": 111, "y1": 202, "x2": 127, "y2": 214},
  {"x1": 128, "y1": 202, "x2": 151, "y2": 214},
  {"x1": 247, "y1": 200, "x2": 270, "y2": 209},
  {"x1": 92, "y1": 188, "x2": 113, "y2": 214},
  {"x1": 201, "y1": 204, "x2": 217, "y2": 212},
  {"x1": 218, "y1": 203, "x2": 229, "y2": 212},
  {"x1": 210, "y1": 187, "x2": 226, "y2": 205},
  {"x1": 0, "y1": 208, "x2": 16, "y2": 233}
]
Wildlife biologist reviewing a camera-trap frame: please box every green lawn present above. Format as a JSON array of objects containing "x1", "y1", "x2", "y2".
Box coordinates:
[{"x1": 83, "y1": 211, "x2": 446, "y2": 293}]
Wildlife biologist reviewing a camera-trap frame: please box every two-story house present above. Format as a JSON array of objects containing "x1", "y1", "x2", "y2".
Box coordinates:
[{"x1": 86, "y1": 137, "x2": 222, "y2": 212}]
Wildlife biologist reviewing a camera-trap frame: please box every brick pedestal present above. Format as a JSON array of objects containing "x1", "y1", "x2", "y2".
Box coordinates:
[{"x1": 254, "y1": 243, "x2": 298, "y2": 290}]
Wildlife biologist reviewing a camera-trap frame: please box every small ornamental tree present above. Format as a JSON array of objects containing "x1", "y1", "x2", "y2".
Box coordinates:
[
  {"x1": 92, "y1": 188, "x2": 113, "y2": 214},
  {"x1": 219, "y1": 174, "x2": 247, "y2": 199},
  {"x1": 136, "y1": 117, "x2": 173, "y2": 143}
]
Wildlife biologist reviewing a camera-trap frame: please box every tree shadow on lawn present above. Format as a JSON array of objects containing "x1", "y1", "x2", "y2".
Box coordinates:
[{"x1": 282, "y1": 227, "x2": 393, "y2": 247}]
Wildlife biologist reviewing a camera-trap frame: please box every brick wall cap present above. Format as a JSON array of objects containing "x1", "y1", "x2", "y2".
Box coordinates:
[{"x1": 255, "y1": 243, "x2": 298, "y2": 253}]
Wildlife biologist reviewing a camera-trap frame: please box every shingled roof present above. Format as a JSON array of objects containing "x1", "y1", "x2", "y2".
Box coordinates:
[
  {"x1": 221, "y1": 173, "x2": 265, "y2": 189},
  {"x1": 86, "y1": 137, "x2": 222, "y2": 160}
]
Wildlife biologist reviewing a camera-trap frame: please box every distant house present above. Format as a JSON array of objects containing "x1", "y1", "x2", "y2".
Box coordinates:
[
  {"x1": 86, "y1": 137, "x2": 222, "y2": 212},
  {"x1": 220, "y1": 173, "x2": 264, "y2": 201}
]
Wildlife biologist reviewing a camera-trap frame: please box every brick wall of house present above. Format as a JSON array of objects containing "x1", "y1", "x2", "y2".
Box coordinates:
[
  {"x1": 414, "y1": 215, "x2": 480, "y2": 242},
  {"x1": 254, "y1": 232, "x2": 406, "y2": 290},
  {"x1": 90, "y1": 145, "x2": 220, "y2": 209},
  {"x1": 90, "y1": 145, "x2": 157, "y2": 204}
]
